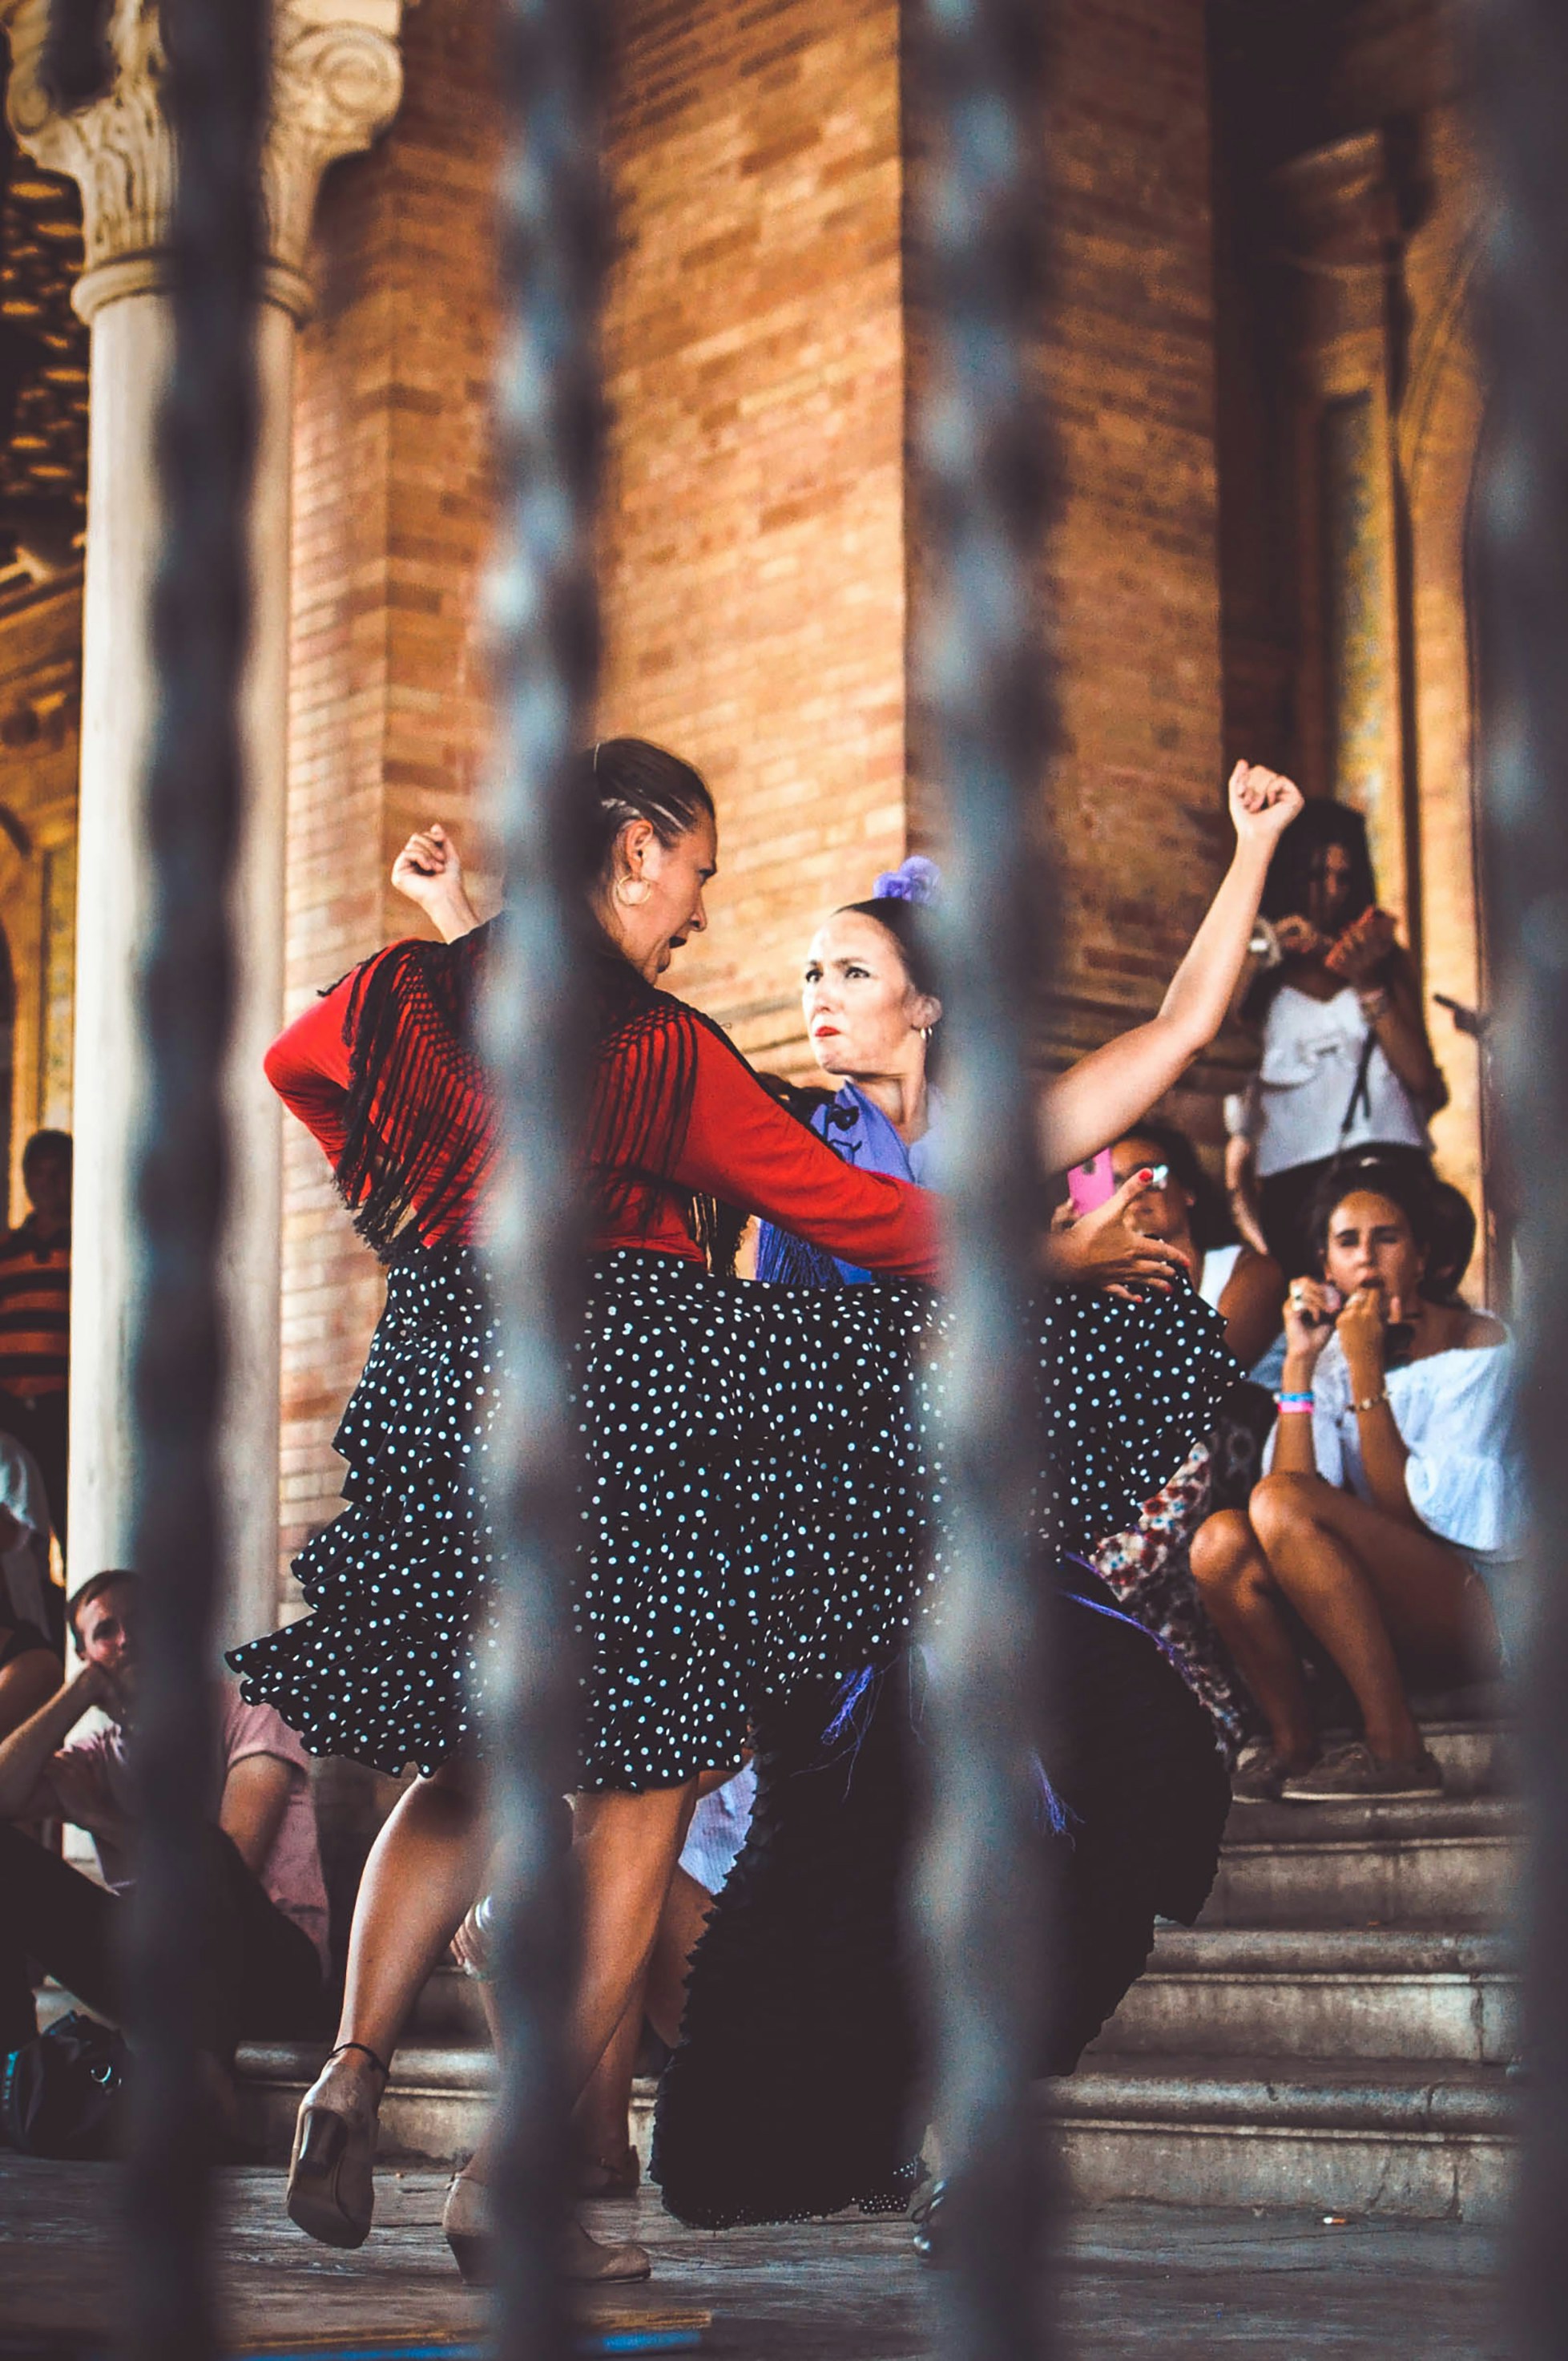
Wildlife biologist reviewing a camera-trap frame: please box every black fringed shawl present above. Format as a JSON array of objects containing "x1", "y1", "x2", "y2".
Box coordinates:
[{"x1": 332, "y1": 920, "x2": 747, "y2": 1269}]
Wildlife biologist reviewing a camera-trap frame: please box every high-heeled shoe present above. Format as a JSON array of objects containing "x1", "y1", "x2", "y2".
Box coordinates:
[
  {"x1": 441, "y1": 2173, "x2": 651, "y2": 2287},
  {"x1": 285, "y1": 2040, "x2": 389, "y2": 2250}
]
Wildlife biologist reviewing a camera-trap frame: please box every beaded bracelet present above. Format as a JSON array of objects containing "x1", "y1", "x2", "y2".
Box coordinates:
[{"x1": 1353, "y1": 1390, "x2": 1391, "y2": 1413}]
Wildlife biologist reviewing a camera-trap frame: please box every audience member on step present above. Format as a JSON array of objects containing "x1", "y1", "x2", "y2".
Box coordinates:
[
  {"x1": 1189, "y1": 1156, "x2": 1518, "y2": 1802},
  {"x1": 1078, "y1": 1124, "x2": 1282, "y2": 1762},
  {"x1": 0, "y1": 1131, "x2": 73, "y2": 1549},
  {"x1": 1100, "y1": 1123, "x2": 1285, "y2": 1370},
  {"x1": 1226, "y1": 805, "x2": 1445, "y2": 1277},
  {"x1": 0, "y1": 1586, "x2": 57, "y2": 1750},
  {"x1": 0, "y1": 1426, "x2": 58, "y2": 1653},
  {"x1": 0, "y1": 1569, "x2": 330, "y2": 2068}
]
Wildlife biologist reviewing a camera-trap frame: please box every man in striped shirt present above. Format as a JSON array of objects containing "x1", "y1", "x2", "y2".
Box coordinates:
[{"x1": 0, "y1": 1131, "x2": 71, "y2": 1549}]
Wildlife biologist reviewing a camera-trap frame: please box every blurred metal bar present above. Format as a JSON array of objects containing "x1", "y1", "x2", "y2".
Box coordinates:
[
  {"x1": 907, "y1": 2, "x2": 1058, "y2": 2356},
  {"x1": 1469, "y1": 2, "x2": 1568, "y2": 2351},
  {"x1": 482, "y1": 4, "x2": 608, "y2": 2357},
  {"x1": 118, "y1": 0, "x2": 267, "y2": 2355}
]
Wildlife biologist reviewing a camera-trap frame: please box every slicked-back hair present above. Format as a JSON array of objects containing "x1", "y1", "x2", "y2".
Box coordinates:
[{"x1": 574, "y1": 737, "x2": 715, "y2": 891}]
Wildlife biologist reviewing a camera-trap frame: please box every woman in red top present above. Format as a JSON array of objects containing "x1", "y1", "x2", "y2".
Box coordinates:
[{"x1": 231, "y1": 739, "x2": 947, "y2": 2277}]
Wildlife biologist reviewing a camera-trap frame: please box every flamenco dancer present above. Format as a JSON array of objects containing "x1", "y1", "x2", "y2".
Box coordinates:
[
  {"x1": 393, "y1": 761, "x2": 1304, "y2": 2236},
  {"x1": 230, "y1": 738, "x2": 957, "y2": 2281},
  {"x1": 652, "y1": 761, "x2": 1306, "y2": 2231}
]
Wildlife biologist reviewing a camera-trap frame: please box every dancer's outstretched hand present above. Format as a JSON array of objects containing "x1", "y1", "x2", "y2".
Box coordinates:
[
  {"x1": 1227, "y1": 761, "x2": 1303, "y2": 852},
  {"x1": 1044, "y1": 1168, "x2": 1190, "y2": 1300},
  {"x1": 391, "y1": 822, "x2": 482, "y2": 942}
]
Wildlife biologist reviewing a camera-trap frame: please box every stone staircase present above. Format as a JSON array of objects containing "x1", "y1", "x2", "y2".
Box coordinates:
[
  {"x1": 1061, "y1": 1705, "x2": 1519, "y2": 2222},
  {"x1": 233, "y1": 1701, "x2": 1520, "y2": 2222}
]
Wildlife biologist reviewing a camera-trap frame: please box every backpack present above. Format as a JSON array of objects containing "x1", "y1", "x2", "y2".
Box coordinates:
[{"x1": 1, "y1": 2009, "x2": 128, "y2": 2158}]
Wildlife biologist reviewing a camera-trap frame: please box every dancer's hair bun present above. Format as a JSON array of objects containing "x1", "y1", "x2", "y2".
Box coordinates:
[{"x1": 872, "y1": 854, "x2": 941, "y2": 907}]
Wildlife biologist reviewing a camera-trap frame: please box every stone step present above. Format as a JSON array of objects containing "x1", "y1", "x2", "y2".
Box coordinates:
[
  {"x1": 1049, "y1": 2055, "x2": 1515, "y2": 2224},
  {"x1": 1092, "y1": 1927, "x2": 1518, "y2": 2064},
  {"x1": 236, "y1": 2040, "x2": 1518, "y2": 2226},
  {"x1": 1404, "y1": 1719, "x2": 1512, "y2": 1798},
  {"x1": 237, "y1": 2039, "x2": 495, "y2": 2165},
  {"x1": 234, "y1": 2040, "x2": 662, "y2": 2174},
  {"x1": 407, "y1": 1959, "x2": 489, "y2": 2043},
  {"x1": 1205, "y1": 1794, "x2": 1519, "y2": 1928}
]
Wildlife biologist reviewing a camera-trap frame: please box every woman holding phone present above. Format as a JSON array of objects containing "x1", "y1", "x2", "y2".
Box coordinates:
[{"x1": 1225, "y1": 801, "x2": 1447, "y2": 1276}]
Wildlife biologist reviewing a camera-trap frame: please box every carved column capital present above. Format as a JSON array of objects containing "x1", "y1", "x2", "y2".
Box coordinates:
[{"x1": 0, "y1": 0, "x2": 413, "y2": 321}]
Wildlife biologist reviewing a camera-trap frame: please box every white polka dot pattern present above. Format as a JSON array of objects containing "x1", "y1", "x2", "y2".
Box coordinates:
[{"x1": 228, "y1": 1245, "x2": 1237, "y2": 1789}]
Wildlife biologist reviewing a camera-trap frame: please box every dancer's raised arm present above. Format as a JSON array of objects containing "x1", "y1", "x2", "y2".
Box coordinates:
[
  {"x1": 1045, "y1": 761, "x2": 1303, "y2": 1172},
  {"x1": 391, "y1": 824, "x2": 482, "y2": 941}
]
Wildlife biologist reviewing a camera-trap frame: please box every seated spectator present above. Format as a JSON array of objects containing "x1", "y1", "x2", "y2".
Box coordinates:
[
  {"x1": 1190, "y1": 1155, "x2": 1517, "y2": 1802},
  {"x1": 0, "y1": 1131, "x2": 72, "y2": 1548},
  {"x1": 0, "y1": 1425, "x2": 59, "y2": 1653},
  {"x1": 0, "y1": 1589, "x2": 57, "y2": 1746},
  {"x1": 1075, "y1": 1126, "x2": 1284, "y2": 1764},
  {"x1": 0, "y1": 1570, "x2": 330, "y2": 2072},
  {"x1": 1105, "y1": 1122, "x2": 1286, "y2": 1370}
]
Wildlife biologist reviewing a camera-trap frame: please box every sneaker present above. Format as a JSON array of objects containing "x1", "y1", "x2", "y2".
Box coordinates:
[
  {"x1": 1280, "y1": 1741, "x2": 1443, "y2": 1802},
  {"x1": 1231, "y1": 1741, "x2": 1301, "y2": 1803}
]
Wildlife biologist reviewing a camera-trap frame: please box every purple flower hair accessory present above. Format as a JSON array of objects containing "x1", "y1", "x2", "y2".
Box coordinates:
[{"x1": 872, "y1": 854, "x2": 941, "y2": 907}]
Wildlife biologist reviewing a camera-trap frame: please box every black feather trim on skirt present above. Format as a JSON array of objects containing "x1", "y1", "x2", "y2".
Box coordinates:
[{"x1": 651, "y1": 1567, "x2": 1232, "y2": 2229}]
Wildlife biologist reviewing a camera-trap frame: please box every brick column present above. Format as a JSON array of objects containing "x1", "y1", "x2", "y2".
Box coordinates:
[
  {"x1": 1274, "y1": 132, "x2": 1412, "y2": 934},
  {"x1": 0, "y1": 0, "x2": 409, "y2": 1645}
]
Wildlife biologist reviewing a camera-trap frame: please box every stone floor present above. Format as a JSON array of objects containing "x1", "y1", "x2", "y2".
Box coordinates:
[{"x1": 0, "y1": 2157, "x2": 1506, "y2": 2358}]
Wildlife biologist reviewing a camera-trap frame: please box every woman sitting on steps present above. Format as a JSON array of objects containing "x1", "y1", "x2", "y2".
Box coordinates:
[{"x1": 1190, "y1": 1153, "x2": 1522, "y2": 1803}]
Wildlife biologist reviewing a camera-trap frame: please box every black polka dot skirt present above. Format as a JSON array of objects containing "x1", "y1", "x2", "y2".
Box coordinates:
[{"x1": 228, "y1": 1241, "x2": 1235, "y2": 1790}]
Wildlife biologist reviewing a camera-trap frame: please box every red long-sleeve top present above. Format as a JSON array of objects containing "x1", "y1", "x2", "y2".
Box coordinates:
[{"x1": 266, "y1": 952, "x2": 941, "y2": 1284}]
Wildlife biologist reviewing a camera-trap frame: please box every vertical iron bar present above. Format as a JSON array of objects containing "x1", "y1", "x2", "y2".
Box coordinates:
[
  {"x1": 909, "y1": 2, "x2": 1058, "y2": 2358},
  {"x1": 483, "y1": 5, "x2": 608, "y2": 2358},
  {"x1": 120, "y1": 1, "x2": 266, "y2": 2358},
  {"x1": 1469, "y1": 2, "x2": 1568, "y2": 2351}
]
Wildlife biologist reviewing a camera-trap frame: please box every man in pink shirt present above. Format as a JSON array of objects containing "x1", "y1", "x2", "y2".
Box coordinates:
[{"x1": 0, "y1": 1570, "x2": 329, "y2": 2064}]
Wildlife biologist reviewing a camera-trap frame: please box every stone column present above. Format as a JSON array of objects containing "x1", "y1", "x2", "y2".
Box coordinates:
[
  {"x1": 0, "y1": 0, "x2": 410, "y2": 1647},
  {"x1": 1273, "y1": 131, "x2": 1413, "y2": 934}
]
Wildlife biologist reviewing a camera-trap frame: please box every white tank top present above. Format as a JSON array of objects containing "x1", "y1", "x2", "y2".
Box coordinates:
[{"x1": 1253, "y1": 985, "x2": 1429, "y2": 1178}]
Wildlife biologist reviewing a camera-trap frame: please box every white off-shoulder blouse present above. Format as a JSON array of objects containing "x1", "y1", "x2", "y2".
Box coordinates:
[{"x1": 1276, "y1": 1326, "x2": 1525, "y2": 1559}]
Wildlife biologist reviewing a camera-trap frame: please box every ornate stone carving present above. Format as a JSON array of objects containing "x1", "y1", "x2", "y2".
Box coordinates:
[{"x1": 0, "y1": 0, "x2": 411, "y2": 314}]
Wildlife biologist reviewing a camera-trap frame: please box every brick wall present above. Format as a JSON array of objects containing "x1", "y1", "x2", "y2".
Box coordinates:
[
  {"x1": 597, "y1": 0, "x2": 908, "y2": 1072},
  {"x1": 280, "y1": 0, "x2": 500, "y2": 1599},
  {"x1": 0, "y1": 583, "x2": 81, "y2": 1221},
  {"x1": 1034, "y1": 0, "x2": 1231, "y2": 1138},
  {"x1": 1210, "y1": 0, "x2": 1488, "y2": 1236},
  {"x1": 276, "y1": 0, "x2": 1237, "y2": 1594}
]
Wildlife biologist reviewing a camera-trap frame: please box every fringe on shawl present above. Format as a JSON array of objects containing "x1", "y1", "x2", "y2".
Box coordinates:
[{"x1": 332, "y1": 923, "x2": 748, "y2": 1270}]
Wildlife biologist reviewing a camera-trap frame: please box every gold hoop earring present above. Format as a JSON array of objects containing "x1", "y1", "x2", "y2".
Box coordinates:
[{"x1": 615, "y1": 875, "x2": 651, "y2": 908}]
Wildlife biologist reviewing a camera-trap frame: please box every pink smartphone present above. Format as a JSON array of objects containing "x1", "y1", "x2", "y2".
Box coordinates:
[{"x1": 1067, "y1": 1148, "x2": 1116, "y2": 1216}]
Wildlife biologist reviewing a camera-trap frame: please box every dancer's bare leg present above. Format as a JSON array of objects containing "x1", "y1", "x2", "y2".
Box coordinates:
[
  {"x1": 645, "y1": 1864, "x2": 715, "y2": 2048},
  {"x1": 288, "y1": 1758, "x2": 490, "y2": 2246},
  {"x1": 461, "y1": 1782, "x2": 695, "y2": 2192},
  {"x1": 337, "y1": 1759, "x2": 490, "y2": 2061},
  {"x1": 573, "y1": 1984, "x2": 646, "y2": 2181}
]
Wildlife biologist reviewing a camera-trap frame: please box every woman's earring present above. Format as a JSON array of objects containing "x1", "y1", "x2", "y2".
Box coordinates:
[{"x1": 615, "y1": 875, "x2": 652, "y2": 908}]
